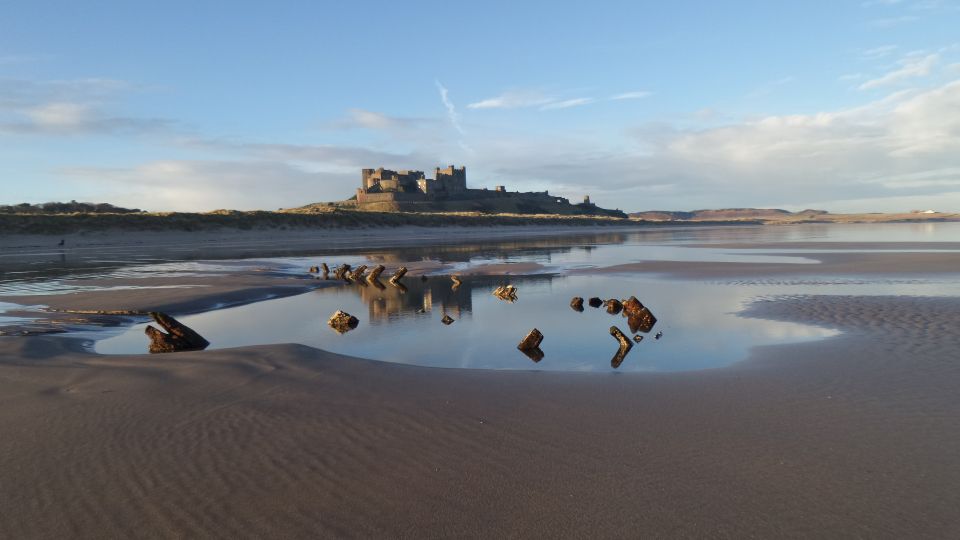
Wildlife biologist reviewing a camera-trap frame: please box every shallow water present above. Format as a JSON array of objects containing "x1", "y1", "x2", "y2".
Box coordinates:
[
  {"x1": 5, "y1": 222, "x2": 960, "y2": 371},
  {"x1": 95, "y1": 274, "x2": 844, "y2": 371},
  {"x1": 93, "y1": 266, "x2": 960, "y2": 371}
]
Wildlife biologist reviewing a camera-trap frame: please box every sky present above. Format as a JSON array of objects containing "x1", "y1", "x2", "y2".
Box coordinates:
[{"x1": 2, "y1": 0, "x2": 960, "y2": 213}]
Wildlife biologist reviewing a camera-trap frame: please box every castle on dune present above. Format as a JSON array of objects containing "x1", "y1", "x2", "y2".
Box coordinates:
[
  {"x1": 358, "y1": 165, "x2": 470, "y2": 202},
  {"x1": 354, "y1": 165, "x2": 623, "y2": 217}
]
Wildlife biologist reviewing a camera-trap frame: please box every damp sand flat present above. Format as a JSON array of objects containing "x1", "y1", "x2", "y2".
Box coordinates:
[
  {"x1": 2, "y1": 294, "x2": 959, "y2": 538},
  {"x1": 0, "y1": 225, "x2": 959, "y2": 537}
]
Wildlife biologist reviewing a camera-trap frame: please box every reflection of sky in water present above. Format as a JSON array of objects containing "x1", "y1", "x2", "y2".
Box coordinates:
[
  {"x1": 96, "y1": 274, "x2": 851, "y2": 372},
  {"x1": 0, "y1": 302, "x2": 39, "y2": 327},
  {"x1": 95, "y1": 268, "x2": 960, "y2": 372},
  {"x1": 9, "y1": 222, "x2": 960, "y2": 369}
]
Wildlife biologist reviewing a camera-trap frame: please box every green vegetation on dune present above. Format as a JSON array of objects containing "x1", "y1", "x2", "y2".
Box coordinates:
[
  {"x1": 0, "y1": 201, "x2": 141, "y2": 215},
  {"x1": 0, "y1": 208, "x2": 646, "y2": 235}
]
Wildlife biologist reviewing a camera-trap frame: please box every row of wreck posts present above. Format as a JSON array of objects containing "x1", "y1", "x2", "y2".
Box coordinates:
[
  {"x1": 519, "y1": 295, "x2": 659, "y2": 368},
  {"x1": 317, "y1": 264, "x2": 469, "y2": 333},
  {"x1": 309, "y1": 263, "x2": 408, "y2": 291},
  {"x1": 143, "y1": 264, "x2": 414, "y2": 351}
]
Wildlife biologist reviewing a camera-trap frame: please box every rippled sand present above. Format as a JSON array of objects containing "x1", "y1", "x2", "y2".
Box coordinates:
[{"x1": 1, "y1": 228, "x2": 959, "y2": 537}]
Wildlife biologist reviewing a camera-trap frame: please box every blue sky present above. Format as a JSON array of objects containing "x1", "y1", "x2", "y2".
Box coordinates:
[{"x1": 2, "y1": 0, "x2": 959, "y2": 212}]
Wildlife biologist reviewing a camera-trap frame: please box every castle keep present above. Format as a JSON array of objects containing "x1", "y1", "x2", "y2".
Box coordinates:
[
  {"x1": 358, "y1": 165, "x2": 468, "y2": 202},
  {"x1": 354, "y1": 164, "x2": 625, "y2": 217}
]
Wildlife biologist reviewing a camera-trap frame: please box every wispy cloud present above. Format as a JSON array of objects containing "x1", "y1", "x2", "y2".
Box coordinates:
[
  {"x1": 469, "y1": 88, "x2": 650, "y2": 111},
  {"x1": 435, "y1": 80, "x2": 465, "y2": 136},
  {"x1": 868, "y1": 14, "x2": 920, "y2": 27},
  {"x1": 0, "y1": 102, "x2": 171, "y2": 135},
  {"x1": 859, "y1": 52, "x2": 938, "y2": 89},
  {"x1": 861, "y1": 0, "x2": 904, "y2": 7},
  {"x1": 610, "y1": 91, "x2": 652, "y2": 101},
  {"x1": 62, "y1": 160, "x2": 355, "y2": 212},
  {"x1": 745, "y1": 76, "x2": 795, "y2": 99},
  {"x1": 467, "y1": 90, "x2": 553, "y2": 110},
  {"x1": 861, "y1": 44, "x2": 898, "y2": 59},
  {"x1": 331, "y1": 108, "x2": 435, "y2": 131},
  {"x1": 539, "y1": 97, "x2": 594, "y2": 110},
  {"x1": 0, "y1": 77, "x2": 170, "y2": 136}
]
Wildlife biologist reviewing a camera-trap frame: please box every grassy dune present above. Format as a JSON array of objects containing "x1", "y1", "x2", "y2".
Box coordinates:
[
  {"x1": 0, "y1": 208, "x2": 645, "y2": 235},
  {"x1": 2, "y1": 206, "x2": 957, "y2": 236}
]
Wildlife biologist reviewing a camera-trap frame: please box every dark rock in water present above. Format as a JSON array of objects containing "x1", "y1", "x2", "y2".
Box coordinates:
[
  {"x1": 622, "y1": 296, "x2": 643, "y2": 316},
  {"x1": 633, "y1": 334, "x2": 644, "y2": 343},
  {"x1": 308, "y1": 266, "x2": 319, "y2": 274},
  {"x1": 328, "y1": 310, "x2": 359, "y2": 334},
  {"x1": 441, "y1": 314, "x2": 455, "y2": 325},
  {"x1": 633, "y1": 308, "x2": 658, "y2": 333},
  {"x1": 655, "y1": 331, "x2": 663, "y2": 340},
  {"x1": 518, "y1": 328, "x2": 544, "y2": 350},
  {"x1": 320, "y1": 262, "x2": 329, "y2": 275},
  {"x1": 334, "y1": 264, "x2": 351, "y2": 280},
  {"x1": 415, "y1": 307, "x2": 426, "y2": 314},
  {"x1": 570, "y1": 297, "x2": 584, "y2": 311},
  {"x1": 144, "y1": 312, "x2": 210, "y2": 353},
  {"x1": 520, "y1": 347, "x2": 544, "y2": 363},
  {"x1": 605, "y1": 299, "x2": 623, "y2": 315},
  {"x1": 609, "y1": 325, "x2": 633, "y2": 369},
  {"x1": 588, "y1": 297, "x2": 603, "y2": 308},
  {"x1": 389, "y1": 266, "x2": 408, "y2": 284}
]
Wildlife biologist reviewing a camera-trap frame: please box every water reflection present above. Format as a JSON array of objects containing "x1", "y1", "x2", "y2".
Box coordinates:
[
  {"x1": 95, "y1": 274, "x2": 841, "y2": 372},
  {"x1": 351, "y1": 274, "x2": 554, "y2": 324}
]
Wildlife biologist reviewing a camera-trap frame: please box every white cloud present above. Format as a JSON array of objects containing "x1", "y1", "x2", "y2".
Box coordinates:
[
  {"x1": 0, "y1": 77, "x2": 169, "y2": 135},
  {"x1": 610, "y1": 91, "x2": 652, "y2": 100},
  {"x1": 467, "y1": 90, "x2": 553, "y2": 110},
  {"x1": 332, "y1": 108, "x2": 435, "y2": 131},
  {"x1": 861, "y1": 44, "x2": 898, "y2": 59},
  {"x1": 859, "y1": 52, "x2": 938, "y2": 89},
  {"x1": 867, "y1": 15, "x2": 920, "y2": 27},
  {"x1": 435, "y1": 80, "x2": 465, "y2": 136},
  {"x1": 446, "y1": 80, "x2": 960, "y2": 212},
  {"x1": 62, "y1": 160, "x2": 356, "y2": 212},
  {"x1": 468, "y1": 88, "x2": 648, "y2": 111},
  {"x1": 540, "y1": 97, "x2": 594, "y2": 110},
  {"x1": 745, "y1": 76, "x2": 796, "y2": 99},
  {"x1": 25, "y1": 102, "x2": 90, "y2": 128}
]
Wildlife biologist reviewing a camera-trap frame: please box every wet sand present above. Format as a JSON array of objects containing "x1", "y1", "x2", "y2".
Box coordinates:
[
  {"x1": 583, "y1": 251, "x2": 960, "y2": 278},
  {"x1": 1, "y1": 240, "x2": 959, "y2": 537}
]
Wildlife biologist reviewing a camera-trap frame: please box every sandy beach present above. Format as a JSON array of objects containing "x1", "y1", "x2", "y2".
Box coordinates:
[{"x1": 1, "y1": 227, "x2": 959, "y2": 538}]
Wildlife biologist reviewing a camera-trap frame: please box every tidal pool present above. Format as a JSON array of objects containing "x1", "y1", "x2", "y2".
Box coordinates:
[
  {"x1": 95, "y1": 274, "x2": 842, "y2": 372},
  {"x1": 8, "y1": 222, "x2": 960, "y2": 371}
]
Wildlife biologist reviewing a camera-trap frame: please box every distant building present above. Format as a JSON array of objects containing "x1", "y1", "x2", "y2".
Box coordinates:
[{"x1": 354, "y1": 164, "x2": 624, "y2": 217}]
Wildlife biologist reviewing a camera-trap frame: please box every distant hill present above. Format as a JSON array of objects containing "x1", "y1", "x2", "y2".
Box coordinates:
[
  {"x1": 0, "y1": 202, "x2": 142, "y2": 215},
  {"x1": 629, "y1": 208, "x2": 829, "y2": 221}
]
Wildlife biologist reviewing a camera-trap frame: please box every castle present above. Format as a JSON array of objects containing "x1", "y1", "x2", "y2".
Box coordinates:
[
  {"x1": 354, "y1": 164, "x2": 624, "y2": 217},
  {"x1": 358, "y1": 165, "x2": 468, "y2": 201}
]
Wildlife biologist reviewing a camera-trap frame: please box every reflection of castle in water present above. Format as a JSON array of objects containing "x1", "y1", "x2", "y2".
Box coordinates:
[
  {"x1": 326, "y1": 275, "x2": 556, "y2": 324},
  {"x1": 359, "y1": 233, "x2": 629, "y2": 265}
]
